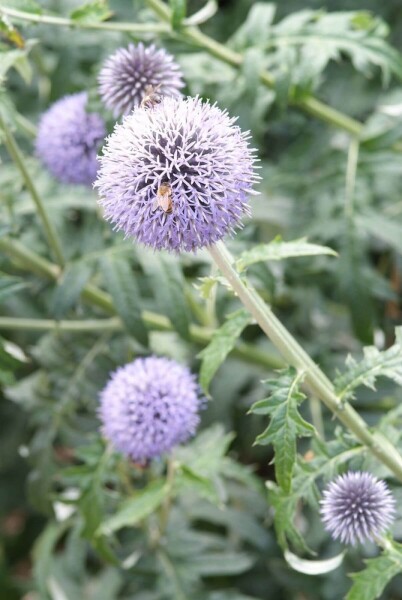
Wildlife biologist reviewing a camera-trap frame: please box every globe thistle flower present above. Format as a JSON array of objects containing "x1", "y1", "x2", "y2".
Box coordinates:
[
  {"x1": 98, "y1": 356, "x2": 203, "y2": 463},
  {"x1": 36, "y1": 92, "x2": 106, "y2": 186},
  {"x1": 95, "y1": 96, "x2": 258, "y2": 252},
  {"x1": 320, "y1": 471, "x2": 396, "y2": 545},
  {"x1": 98, "y1": 43, "x2": 184, "y2": 117}
]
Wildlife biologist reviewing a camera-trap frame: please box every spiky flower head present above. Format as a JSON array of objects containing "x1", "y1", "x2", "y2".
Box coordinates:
[
  {"x1": 98, "y1": 42, "x2": 184, "y2": 117},
  {"x1": 320, "y1": 471, "x2": 396, "y2": 545},
  {"x1": 95, "y1": 96, "x2": 258, "y2": 252},
  {"x1": 36, "y1": 92, "x2": 106, "y2": 186},
  {"x1": 98, "y1": 356, "x2": 203, "y2": 462}
]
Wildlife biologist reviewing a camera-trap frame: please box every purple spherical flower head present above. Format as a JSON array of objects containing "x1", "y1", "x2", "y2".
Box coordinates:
[
  {"x1": 320, "y1": 471, "x2": 396, "y2": 546},
  {"x1": 98, "y1": 42, "x2": 184, "y2": 117},
  {"x1": 36, "y1": 92, "x2": 106, "y2": 186},
  {"x1": 98, "y1": 356, "x2": 203, "y2": 463},
  {"x1": 95, "y1": 96, "x2": 258, "y2": 252}
]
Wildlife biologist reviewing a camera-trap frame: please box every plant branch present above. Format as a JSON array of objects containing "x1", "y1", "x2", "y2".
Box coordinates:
[
  {"x1": 0, "y1": 116, "x2": 65, "y2": 266},
  {"x1": 0, "y1": 6, "x2": 169, "y2": 34},
  {"x1": 146, "y1": 0, "x2": 364, "y2": 136},
  {"x1": 208, "y1": 241, "x2": 402, "y2": 482},
  {"x1": 0, "y1": 237, "x2": 283, "y2": 370}
]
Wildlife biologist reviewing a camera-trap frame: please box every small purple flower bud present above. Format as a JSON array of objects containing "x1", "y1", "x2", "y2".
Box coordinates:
[
  {"x1": 98, "y1": 356, "x2": 203, "y2": 463},
  {"x1": 98, "y1": 43, "x2": 184, "y2": 117},
  {"x1": 320, "y1": 471, "x2": 396, "y2": 545},
  {"x1": 36, "y1": 92, "x2": 106, "y2": 186},
  {"x1": 95, "y1": 96, "x2": 258, "y2": 252}
]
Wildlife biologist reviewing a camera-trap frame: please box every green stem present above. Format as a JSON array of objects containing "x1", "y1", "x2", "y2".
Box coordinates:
[
  {"x1": 345, "y1": 136, "x2": 360, "y2": 218},
  {"x1": 0, "y1": 6, "x2": 169, "y2": 33},
  {"x1": 0, "y1": 237, "x2": 283, "y2": 370},
  {"x1": 0, "y1": 116, "x2": 65, "y2": 266},
  {"x1": 158, "y1": 457, "x2": 176, "y2": 536},
  {"x1": 208, "y1": 241, "x2": 402, "y2": 482}
]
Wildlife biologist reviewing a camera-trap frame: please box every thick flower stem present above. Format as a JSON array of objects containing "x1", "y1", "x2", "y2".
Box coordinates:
[
  {"x1": 0, "y1": 237, "x2": 282, "y2": 371},
  {"x1": 0, "y1": 116, "x2": 65, "y2": 266},
  {"x1": 209, "y1": 241, "x2": 402, "y2": 482}
]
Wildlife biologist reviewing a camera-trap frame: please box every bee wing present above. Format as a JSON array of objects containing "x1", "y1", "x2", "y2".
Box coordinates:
[
  {"x1": 151, "y1": 197, "x2": 159, "y2": 212},
  {"x1": 159, "y1": 192, "x2": 171, "y2": 212}
]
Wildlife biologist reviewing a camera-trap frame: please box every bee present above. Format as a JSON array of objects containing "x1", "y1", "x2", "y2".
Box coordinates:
[
  {"x1": 152, "y1": 182, "x2": 173, "y2": 214},
  {"x1": 140, "y1": 84, "x2": 163, "y2": 110}
]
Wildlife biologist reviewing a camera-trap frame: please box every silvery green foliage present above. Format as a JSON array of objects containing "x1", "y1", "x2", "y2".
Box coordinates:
[{"x1": 1, "y1": 1, "x2": 402, "y2": 599}]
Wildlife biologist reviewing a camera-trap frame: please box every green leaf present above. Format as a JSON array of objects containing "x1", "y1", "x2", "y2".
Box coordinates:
[
  {"x1": 101, "y1": 255, "x2": 148, "y2": 345},
  {"x1": 346, "y1": 542, "x2": 402, "y2": 600},
  {"x1": 169, "y1": 0, "x2": 187, "y2": 29},
  {"x1": 50, "y1": 262, "x2": 92, "y2": 319},
  {"x1": 70, "y1": 0, "x2": 113, "y2": 24},
  {"x1": 198, "y1": 309, "x2": 252, "y2": 393},
  {"x1": 175, "y1": 464, "x2": 220, "y2": 504},
  {"x1": 267, "y1": 11, "x2": 402, "y2": 86},
  {"x1": 4, "y1": 0, "x2": 42, "y2": 13},
  {"x1": 0, "y1": 273, "x2": 28, "y2": 301},
  {"x1": 357, "y1": 211, "x2": 402, "y2": 254},
  {"x1": 137, "y1": 249, "x2": 190, "y2": 339},
  {"x1": 0, "y1": 44, "x2": 34, "y2": 84},
  {"x1": 250, "y1": 368, "x2": 314, "y2": 493},
  {"x1": 230, "y1": 3, "x2": 277, "y2": 48},
  {"x1": 99, "y1": 480, "x2": 168, "y2": 535},
  {"x1": 334, "y1": 327, "x2": 402, "y2": 400},
  {"x1": 194, "y1": 552, "x2": 254, "y2": 576},
  {"x1": 236, "y1": 237, "x2": 337, "y2": 272}
]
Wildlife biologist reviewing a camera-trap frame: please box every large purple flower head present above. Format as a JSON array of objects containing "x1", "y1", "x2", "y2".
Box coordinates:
[
  {"x1": 36, "y1": 92, "x2": 106, "y2": 186},
  {"x1": 95, "y1": 96, "x2": 258, "y2": 252},
  {"x1": 320, "y1": 471, "x2": 396, "y2": 545},
  {"x1": 98, "y1": 356, "x2": 203, "y2": 462},
  {"x1": 98, "y1": 42, "x2": 184, "y2": 117}
]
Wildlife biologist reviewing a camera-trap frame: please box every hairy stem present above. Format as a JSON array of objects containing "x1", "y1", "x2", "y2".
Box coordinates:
[
  {"x1": 0, "y1": 237, "x2": 283, "y2": 370},
  {"x1": 0, "y1": 6, "x2": 169, "y2": 33},
  {"x1": 209, "y1": 241, "x2": 402, "y2": 482},
  {"x1": 0, "y1": 116, "x2": 65, "y2": 266}
]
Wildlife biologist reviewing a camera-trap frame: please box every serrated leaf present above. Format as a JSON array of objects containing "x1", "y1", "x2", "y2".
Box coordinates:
[
  {"x1": 250, "y1": 368, "x2": 314, "y2": 493},
  {"x1": 230, "y1": 3, "x2": 277, "y2": 48},
  {"x1": 236, "y1": 237, "x2": 337, "y2": 272},
  {"x1": 198, "y1": 309, "x2": 252, "y2": 393},
  {"x1": 99, "y1": 480, "x2": 168, "y2": 535},
  {"x1": 346, "y1": 542, "x2": 402, "y2": 600},
  {"x1": 70, "y1": 0, "x2": 113, "y2": 24},
  {"x1": 137, "y1": 249, "x2": 190, "y2": 339},
  {"x1": 335, "y1": 327, "x2": 402, "y2": 400},
  {"x1": 50, "y1": 262, "x2": 92, "y2": 319},
  {"x1": 169, "y1": 0, "x2": 186, "y2": 29},
  {"x1": 101, "y1": 255, "x2": 148, "y2": 345},
  {"x1": 267, "y1": 11, "x2": 402, "y2": 86}
]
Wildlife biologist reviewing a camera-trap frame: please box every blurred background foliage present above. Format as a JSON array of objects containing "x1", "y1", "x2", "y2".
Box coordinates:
[{"x1": 1, "y1": 0, "x2": 402, "y2": 598}]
